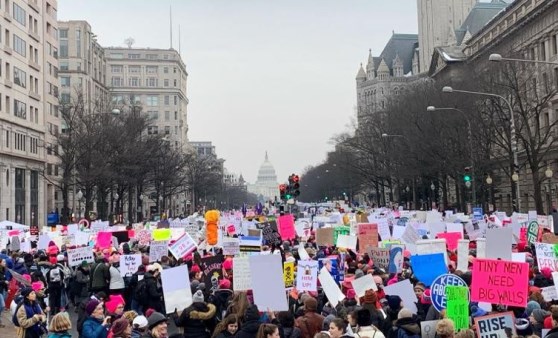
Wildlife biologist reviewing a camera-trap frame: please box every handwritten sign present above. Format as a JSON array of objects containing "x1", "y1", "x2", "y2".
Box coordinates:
[
  {"x1": 283, "y1": 261, "x2": 295, "y2": 289},
  {"x1": 149, "y1": 240, "x2": 169, "y2": 263},
  {"x1": 67, "y1": 247, "x2": 95, "y2": 267},
  {"x1": 222, "y1": 238, "x2": 240, "y2": 256},
  {"x1": 278, "y1": 215, "x2": 296, "y2": 240},
  {"x1": 474, "y1": 312, "x2": 516, "y2": 338},
  {"x1": 296, "y1": 260, "x2": 318, "y2": 292},
  {"x1": 527, "y1": 221, "x2": 540, "y2": 245},
  {"x1": 535, "y1": 242, "x2": 558, "y2": 271},
  {"x1": 471, "y1": 258, "x2": 528, "y2": 307},
  {"x1": 358, "y1": 223, "x2": 378, "y2": 253},
  {"x1": 135, "y1": 229, "x2": 152, "y2": 246},
  {"x1": 120, "y1": 254, "x2": 141, "y2": 277},
  {"x1": 445, "y1": 286, "x2": 469, "y2": 330},
  {"x1": 168, "y1": 233, "x2": 197, "y2": 259},
  {"x1": 233, "y1": 256, "x2": 252, "y2": 291},
  {"x1": 369, "y1": 247, "x2": 390, "y2": 269}
]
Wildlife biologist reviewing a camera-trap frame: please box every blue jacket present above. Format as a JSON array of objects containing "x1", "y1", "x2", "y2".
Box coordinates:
[
  {"x1": 48, "y1": 332, "x2": 72, "y2": 338},
  {"x1": 81, "y1": 317, "x2": 108, "y2": 338},
  {"x1": 0, "y1": 254, "x2": 14, "y2": 280}
]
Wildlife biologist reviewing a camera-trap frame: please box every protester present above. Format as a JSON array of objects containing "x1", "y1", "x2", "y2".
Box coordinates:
[
  {"x1": 173, "y1": 290, "x2": 217, "y2": 338},
  {"x1": 295, "y1": 295, "x2": 324, "y2": 338},
  {"x1": 48, "y1": 312, "x2": 72, "y2": 338},
  {"x1": 256, "y1": 324, "x2": 280, "y2": 338},
  {"x1": 0, "y1": 257, "x2": 7, "y2": 327},
  {"x1": 354, "y1": 308, "x2": 385, "y2": 338},
  {"x1": 144, "y1": 311, "x2": 168, "y2": 338},
  {"x1": 131, "y1": 315, "x2": 148, "y2": 338},
  {"x1": 277, "y1": 311, "x2": 301, "y2": 338},
  {"x1": 81, "y1": 299, "x2": 111, "y2": 338},
  {"x1": 90, "y1": 257, "x2": 110, "y2": 295},
  {"x1": 142, "y1": 265, "x2": 163, "y2": 313},
  {"x1": 210, "y1": 314, "x2": 239, "y2": 338},
  {"x1": 74, "y1": 260, "x2": 91, "y2": 305},
  {"x1": 46, "y1": 255, "x2": 66, "y2": 315},
  {"x1": 435, "y1": 319, "x2": 455, "y2": 338},
  {"x1": 14, "y1": 287, "x2": 47, "y2": 338},
  {"x1": 109, "y1": 318, "x2": 132, "y2": 338},
  {"x1": 236, "y1": 304, "x2": 262, "y2": 338}
]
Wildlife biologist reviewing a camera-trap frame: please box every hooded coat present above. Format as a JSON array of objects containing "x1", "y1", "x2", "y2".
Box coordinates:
[
  {"x1": 389, "y1": 317, "x2": 420, "y2": 338},
  {"x1": 174, "y1": 302, "x2": 216, "y2": 338},
  {"x1": 235, "y1": 305, "x2": 261, "y2": 338}
]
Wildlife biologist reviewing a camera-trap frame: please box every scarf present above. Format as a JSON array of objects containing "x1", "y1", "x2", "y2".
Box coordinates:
[{"x1": 23, "y1": 301, "x2": 43, "y2": 336}]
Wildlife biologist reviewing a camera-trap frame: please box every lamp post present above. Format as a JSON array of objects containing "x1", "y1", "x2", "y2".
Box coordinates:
[
  {"x1": 442, "y1": 86, "x2": 521, "y2": 212},
  {"x1": 430, "y1": 182, "x2": 436, "y2": 209},
  {"x1": 426, "y1": 106, "x2": 476, "y2": 204},
  {"x1": 76, "y1": 190, "x2": 83, "y2": 219},
  {"x1": 381, "y1": 133, "x2": 405, "y2": 138},
  {"x1": 489, "y1": 53, "x2": 558, "y2": 66}
]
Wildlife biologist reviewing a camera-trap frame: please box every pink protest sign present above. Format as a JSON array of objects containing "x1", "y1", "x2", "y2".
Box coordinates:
[
  {"x1": 358, "y1": 223, "x2": 378, "y2": 254},
  {"x1": 437, "y1": 232, "x2": 462, "y2": 251},
  {"x1": 96, "y1": 231, "x2": 112, "y2": 249},
  {"x1": 471, "y1": 258, "x2": 529, "y2": 307},
  {"x1": 278, "y1": 215, "x2": 296, "y2": 240}
]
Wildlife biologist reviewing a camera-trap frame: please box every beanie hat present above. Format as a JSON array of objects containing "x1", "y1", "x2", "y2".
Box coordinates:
[
  {"x1": 387, "y1": 295, "x2": 402, "y2": 310},
  {"x1": 31, "y1": 281, "x2": 44, "y2": 292},
  {"x1": 192, "y1": 290, "x2": 204, "y2": 303},
  {"x1": 223, "y1": 258, "x2": 233, "y2": 270},
  {"x1": 532, "y1": 309, "x2": 550, "y2": 323},
  {"x1": 21, "y1": 287, "x2": 33, "y2": 298},
  {"x1": 85, "y1": 299, "x2": 100, "y2": 316},
  {"x1": 398, "y1": 308, "x2": 413, "y2": 320},
  {"x1": 373, "y1": 275, "x2": 383, "y2": 286},
  {"x1": 420, "y1": 289, "x2": 432, "y2": 305},
  {"x1": 218, "y1": 279, "x2": 231, "y2": 290},
  {"x1": 356, "y1": 308, "x2": 372, "y2": 326},
  {"x1": 147, "y1": 312, "x2": 167, "y2": 329},
  {"x1": 354, "y1": 269, "x2": 364, "y2": 279},
  {"x1": 362, "y1": 289, "x2": 378, "y2": 304},
  {"x1": 244, "y1": 304, "x2": 260, "y2": 322},
  {"x1": 145, "y1": 308, "x2": 155, "y2": 319},
  {"x1": 526, "y1": 301, "x2": 541, "y2": 316},
  {"x1": 110, "y1": 318, "x2": 129, "y2": 336},
  {"x1": 190, "y1": 264, "x2": 201, "y2": 273},
  {"x1": 541, "y1": 267, "x2": 552, "y2": 280},
  {"x1": 323, "y1": 314, "x2": 336, "y2": 331},
  {"x1": 133, "y1": 315, "x2": 148, "y2": 329},
  {"x1": 105, "y1": 294, "x2": 125, "y2": 314},
  {"x1": 304, "y1": 296, "x2": 318, "y2": 312},
  {"x1": 346, "y1": 288, "x2": 356, "y2": 300}
]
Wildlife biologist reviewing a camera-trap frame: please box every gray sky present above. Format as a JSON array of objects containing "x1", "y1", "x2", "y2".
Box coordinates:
[{"x1": 58, "y1": 0, "x2": 418, "y2": 184}]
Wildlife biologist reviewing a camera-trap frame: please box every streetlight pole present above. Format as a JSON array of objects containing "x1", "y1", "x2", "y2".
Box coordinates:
[
  {"x1": 546, "y1": 166, "x2": 553, "y2": 214},
  {"x1": 76, "y1": 190, "x2": 83, "y2": 220},
  {"x1": 426, "y1": 106, "x2": 476, "y2": 205},
  {"x1": 489, "y1": 53, "x2": 558, "y2": 66},
  {"x1": 442, "y1": 86, "x2": 521, "y2": 212}
]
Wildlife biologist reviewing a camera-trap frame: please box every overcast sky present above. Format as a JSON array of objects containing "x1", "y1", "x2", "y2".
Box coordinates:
[{"x1": 58, "y1": 0, "x2": 418, "y2": 184}]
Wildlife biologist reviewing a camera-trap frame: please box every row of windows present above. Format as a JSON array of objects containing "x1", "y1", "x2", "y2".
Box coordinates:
[
  {"x1": 6, "y1": 131, "x2": 39, "y2": 155},
  {"x1": 145, "y1": 110, "x2": 179, "y2": 121},
  {"x1": 111, "y1": 65, "x2": 179, "y2": 74},
  {"x1": 110, "y1": 53, "x2": 175, "y2": 61},
  {"x1": 146, "y1": 126, "x2": 178, "y2": 135},
  {"x1": 0, "y1": 94, "x2": 40, "y2": 123},
  {"x1": 110, "y1": 76, "x2": 179, "y2": 88},
  {"x1": 111, "y1": 94, "x2": 181, "y2": 107}
]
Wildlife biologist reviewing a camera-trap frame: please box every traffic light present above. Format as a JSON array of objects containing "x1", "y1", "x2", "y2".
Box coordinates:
[
  {"x1": 463, "y1": 167, "x2": 471, "y2": 182},
  {"x1": 279, "y1": 184, "x2": 287, "y2": 200},
  {"x1": 292, "y1": 174, "x2": 300, "y2": 197}
]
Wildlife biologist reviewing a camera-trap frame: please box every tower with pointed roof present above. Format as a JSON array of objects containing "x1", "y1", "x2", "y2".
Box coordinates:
[{"x1": 247, "y1": 152, "x2": 280, "y2": 201}]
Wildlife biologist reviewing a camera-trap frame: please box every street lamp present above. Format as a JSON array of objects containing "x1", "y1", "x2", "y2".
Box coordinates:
[
  {"x1": 489, "y1": 53, "x2": 558, "y2": 66},
  {"x1": 426, "y1": 105, "x2": 475, "y2": 204},
  {"x1": 442, "y1": 86, "x2": 521, "y2": 211},
  {"x1": 76, "y1": 190, "x2": 83, "y2": 219},
  {"x1": 486, "y1": 175, "x2": 493, "y2": 185},
  {"x1": 381, "y1": 133, "x2": 405, "y2": 138}
]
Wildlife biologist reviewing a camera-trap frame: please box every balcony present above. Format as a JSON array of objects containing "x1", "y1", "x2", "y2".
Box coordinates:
[
  {"x1": 3, "y1": 45, "x2": 12, "y2": 55},
  {"x1": 28, "y1": 29, "x2": 40, "y2": 43},
  {"x1": 28, "y1": 59, "x2": 41, "y2": 72},
  {"x1": 27, "y1": 0, "x2": 40, "y2": 13},
  {"x1": 4, "y1": 79, "x2": 13, "y2": 88},
  {"x1": 29, "y1": 90, "x2": 41, "y2": 101},
  {"x1": 3, "y1": 11, "x2": 11, "y2": 22}
]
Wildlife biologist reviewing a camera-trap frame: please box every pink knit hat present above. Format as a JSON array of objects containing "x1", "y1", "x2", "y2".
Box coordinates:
[
  {"x1": 32, "y1": 281, "x2": 44, "y2": 292},
  {"x1": 223, "y1": 258, "x2": 233, "y2": 270},
  {"x1": 104, "y1": 294, "x2": 125, "y2": 314}
]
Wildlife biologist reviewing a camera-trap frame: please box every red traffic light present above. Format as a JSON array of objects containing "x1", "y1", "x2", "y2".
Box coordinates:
[
  {"x1": 293, "y1": 175, "x2": 300, "y2": 183},
  {"x1": 279, "y1": 184, "x2": 287, "y2": 192}
]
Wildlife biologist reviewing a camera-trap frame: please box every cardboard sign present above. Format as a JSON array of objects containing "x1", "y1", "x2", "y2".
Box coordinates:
[
  {"x1": 278, "y1": 215, "x2": 296, "y2": 240},
  {"x1": 358, "y1": 223, "x2": 378, "y2": 253},
  {"x1": 445, "y1": 286, "x2": 469, "y2": 330},
  {"x1": 149, "y1": 240, "x2": 169, "y2": 263},
  {"x1": 250, "y1": 254, "x2": 288, "y2": 311},
  {"x1": 233, "y1": 256, "x2": 252, "y2": 291},
  {"x1": 296, "y1": 260, "x2": 318, "y2": 292},
  {"x1": 120, "y1": 254, "x2": 142, "y2": 277},
  {"x1": 535, "y1": 242, "x2": 558, "y2": 271},
  {"x1": 474, "y1": 312, "x2": 516, "y2": 338},
  {"x1": 351, "y1": 274, "x2": 378, "y2": 298},
  {"x1": 318, "y1": 266, "x2": 345, "y2": 307},
  {"x1": 283, "y1": 261, "x2": 295, "y2": 288},
  {"x1": 410, "y1": 253, "x2": 447, "y2": 286},
  {"x1": 168, "y1": 233, "x2": 197, "y2": 259},
  {"x1": 316, "y1": 228, "x2": 334, "y2": 246},
  {"x1": 67, "y1": 247, "x2": 95, "y2": 267},
  {"x1": 161, "y1": 265, "x2": 192, "y2": 314},
  {"x1": 471, "y1": 258, "x2": 528, "y2": 307},
  {"x1": 222, "y1": 238, "x2": 240, "y2": 256},
  {"x1": 416, "y1": 239, "x2": 448, "y2": 264},
  {"x1": 369, "y1": 247, "x2": 390, "y2": 269}
]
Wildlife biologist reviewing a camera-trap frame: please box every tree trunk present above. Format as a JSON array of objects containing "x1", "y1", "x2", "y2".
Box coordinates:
[{"x1": 531, "y1": 164, "x2": 544, "y2": 214}]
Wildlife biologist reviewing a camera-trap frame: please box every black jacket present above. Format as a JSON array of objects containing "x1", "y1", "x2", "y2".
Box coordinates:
[
  {"x1": 174, "y1": 302, "x2": 216, "y2": 338},
  {"x1": 547, "y1": 326, "x2": 558, "y2": 338},
  {"x1": 235, "y1": 319, "x2": 261, "y2": 338},
  {"x1": 143, "y1": 272, "x2": 162, "y2": 311}
]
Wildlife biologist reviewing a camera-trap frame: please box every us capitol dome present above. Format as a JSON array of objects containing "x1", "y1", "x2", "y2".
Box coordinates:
[{"x1": 247, "y1": 152, "x2": 280, "y2": 201}]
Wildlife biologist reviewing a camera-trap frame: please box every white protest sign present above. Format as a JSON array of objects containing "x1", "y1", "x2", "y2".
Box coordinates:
[
  {"x1": 535, "y1": 242, "x2": 558, "y2": 271},
  {"x1": 476, "y1": 238, "x2": 486, "y2": 258},
  {"x1": 19, "y1": 241, "x2": 31, "y2": 253},
  {"x1": 351, "y1": 274, "x2": 378, "y2": 298},
  {"x1": 377, "y1": 219, "x2": 391, "y2": 240},
  {"x1": 233, "y1": 256, "x2": 252, "y2": 291},
  {"x1": 67, "y1": 247, "x2": 95, "y2": 267},
  {"x1": 383, "y1": 279, "x2": 418, "y2": 313},
  {"x1": 542, "y1": 286, "x2": 558, "y2": 302},
  {"x1": 416, "y1": 239, "x2": 448, "y2": 264},
  {"x1": 318, "y1": 266, "x2": 345, "y2": 307},
  {"x1": 446, "y1": 222, "x2": 464, "y2": 236},
  {"x1": 296, "y1": 260, "x2": 318, "y2": 292},
  {"x1": 119, "y1": 254, "x2": 142, "y2": 277},
  {"x1": 161, "y1": 265, "x2": 192, "y2": 314},
  {"x1": 427, "y1": 221, "x2": 446, "y2": 239},
  {"x1": 67, "y1": 224, "x2": 79, "y2": 235},
  {"x1": 38, "y1": 233, "x2": 51, "y2": 250},
  {"x1": 75, "y1": 231, "x2": 91, "y2": 246},
  {"x1": 298, "y1": 245, "x2": 310, "y2": 261},
  {"x1": 184, "y1": 224, "x2": 199, "y2": 241},
  {"x1": 222, "y1": 238, "x2": 240, "y2": 256},
  {"x1": 149, "y1": 240, "x2": 169, "y2": 263},
  {"x1": 391, "y1": 226, "x2": 405, "y2": 240},
  {"x1": 457, "y1": 239, "x2": 469, "y2": 272},
  {"x1": 420, "y1": 320, "x2": 440, "y2": 338},
  {"x1": 401, "y1": 225, "x2": 420, "y2": 245},
  {"x1": 512, "y1": 253, "x2": 526, "y2": 262},
  {"x1": 485, "y1": 227, "x2": 512, "y2": 260},
  {"x1": 168, "y1": 233, "x2": 197, "y2": 259},
  {"x1": 249, "y1": 254, "x2": 288, "y2": 311},
  {"x1": 336, "y1": 234, "x2": 357, "y2": 250}
]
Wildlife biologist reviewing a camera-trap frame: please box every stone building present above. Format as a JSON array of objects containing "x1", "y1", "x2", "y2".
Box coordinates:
[{"x1": 247, "y1": 152, "x2": 279, "y2": 201}]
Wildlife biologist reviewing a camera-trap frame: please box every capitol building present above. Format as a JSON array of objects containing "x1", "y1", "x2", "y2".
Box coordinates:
[{"x1": 247, "y1": 153, "x2": 280, "y2": 201}]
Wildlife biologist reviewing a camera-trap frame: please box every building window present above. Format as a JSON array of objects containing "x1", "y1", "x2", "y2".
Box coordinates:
[
  {"x1": 553, "y1": 35, "x2": 558, "y2": 55},
  {"x1": 164, "y1": 111, "x2": 170, "y2": 121},
  {"x1": 60, "y1": 76, "x2": 70, "y2": 87},
  {"x1": 15, "y1": 168, "x2": 25, "y2": 224},
  {"x1": 30, "y1": 137, "x2": 38, "y2": 154},
  {"x1": 164, "y1": 79, "x2": 169, "y2": 87},
  {"x1": 146, "y1": 66, "x2": 158, "y2": 74},
  {"x1": 164, "y1": 126, "x2": 170, "y2": 135},
  {"x1": 59, "y1": 61, "x2": 68, "y2": 70},
  {"x1": 164, "y1": 67, "x2": 169, "y2": 73},
  {"x1": 146, "y1": 95, "x2": 159, "y2": 106},
  {"x1": 111, "y1": 95, "x2": 123, "y2": 105},
  {"x1": 111, "y1": 77, "x2": 123, "y2": 87},
  {"x1": 13, "y1": 34, "x2": 26, "y2": 56},
  {"x1": 14, "y1": 132, "x2": 26, "y2": 151},
  {"x1": 59, "y1": 29, "x2": 68, "y2": 39},
  {"x1": 129, "y1": 77, "x2": 139, "y2": 87},
  {"x1": 146, "y1": 78, "x2": 157, "y2": 87},
  {"x1": 147, "y1": 126, "x2": 158, "y2": 135},
  {"x1": 76, "y1": 28, "x2": 81, "y2": 57},
  {"x1": 129, "y1": 65, "x2": 140, "y2": 73},
  {"x1": 12, "y1": 3, "x2": 26, "y2": 27},
  {"x1": 146, "y1": 54, "x2": 158, "y2": 60},
  {"x1": 174, "y1": 111, "x2": 178, "y2": 120},
  {"x1": 127, "y1": 53, "x2": 140, "y2": 59},
  {"x1": 13, "y1": 67, "x2": 26, "y2": 88},
  {"x1": 174, "y1": 96, "x2": 178, "y2": 105},
  {"x1": 111, "y1": 65, "x2": 123, "y2": 73},
  {"x1": 147, "y1": 111, "x2": 159, "y2": 120},
  {"x1": 14, "y1": 100, "x2": 26, "y2": 119},
  {"x1": 164, "y1": 96, "x2": 170, "y2": 105}
]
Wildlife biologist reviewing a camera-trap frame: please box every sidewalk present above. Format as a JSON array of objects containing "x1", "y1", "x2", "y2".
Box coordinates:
[{"x1": 0, "y1": 309, "x2": 17, "y2": 338}]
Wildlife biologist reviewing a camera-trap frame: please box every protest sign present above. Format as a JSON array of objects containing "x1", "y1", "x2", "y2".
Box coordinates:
[
  {"x1": 420, "y1": 320, "x2": 440, "y2": 338},
  {"x1": 446, "y1": 222, "x2": 464, "y2": 236},
  {"x1": 357, "y1": 223, "x2": 378, "y2": 253},
  {"x1": 436, "y1": 232, "x2": 462, "y2": 251},
  {"x1": 445, "y1": 286, "x2": 469, "y2": 330},
  {"x1": 527, "y1": 221, "x2": 541, "y2": 245},
  {"x1": 120, "y1": 254, "x2": 141, "y2": 277},
  {"x1": 239, "y1": 236, "x2": 262, "y2": 253},
  {"x1": 278, "y1": 214, "x2": 296, "y2": 240},
  {"x1": 416, "y1": 239, "x2": 448, "y2": 264},
  {"x1": 316, "y1": 228, "x2": 334, "y2": 246},
  {"x1": 9, "y1": 269, "x2": 31, "y2": 286},
  {"x1": 383, "y1": 279, "x2": 417, "y2": 313},
  {"x1": 200, "y1": 255, "x2": 225, "y2": 292},
  {"x1": 471, "y1": 258, "x2": 528, "y2": 307},
  {"x1": 430, "y1": 274, "x2": 469, "y2": 312},
  {"x1": 233, "y1": 256, "x2": 252, "y2": 291},
  {"x1": 485, "y1": 227, "x2": 513, "y2": 260},
  {"x1": 336, "y1": 234, "x2": 357, "y2": 250},
  {"x1": 476, "y1": 238, "x2": 486, "y2": 258},
  {"x1": 67, "y1": 247, "x2": 95, "y2": 267},
  {"x1": 541, "y1": 286, "x2": 558, "y2": 302},
  {"x1": 410, "y1": 253, "x2": 447, "y2": 286},
  {"x1": 298, "y1": 245, "x2": 311, "y2": 261},
  {"x1": 222, "y1": 238, "x2": 240, "y2": 256},
  {"x1": 535, "y1": 242, "x2": 558, "y2": 271},
  {"x1": 161, "y1": 265, "x2": 192, "y2": 314},
  {"x1": 297, "y1": 260, "x2": 318, "y2": 292},
  {"x1": 283, "y1": 261, "x2": 295, "y2": 289},
  {"x1": 184, "y1": 224, "x2": 199, "y2": 242},
  {"x1": 168, "y1": 233, "x2": 197, "y2": 259},
  {"x1": 351, "y1": 274, "x2": 378, "y2": 298},
  {"x1": 260, "y1": 221, "x2": 282, "y2": 246},
  {"x1": 96, "y1": 231, "x2": 112, "y2": 249},
  {"x1": 153, "y1": 228, "x2": 172, "y2": 241},
  {"x1": 388, "y1": 245, "x2": 404, "y2": 273},
  {"x1": 377, "y1": 219, "x2": 391, "y2": 240},
  {"x1": 369, "y1": 247, "x2": 390, "y2": 269},
  {"x1": 149, "y1": 240, "x2": 169, "y2": 263},
  {"x1": 250, "y1": 254, "x2": 288, "y2": 311},
  {"x1": 457, "y1": 239, "x2": 470, "y2": 272},
  {"x1": 474, "y1": 312, "x2": 516, "y2": 338},
  {"x1": 391, "y1": 225, "x2": 405, "y2": 240},
  {"x1": 294, "y1": 218, "x2": 311, "y2": 238},
  {"x1": 134, "y1": 229, "x2": 152, "y2": 246},
  {"x1": 318, "y1": 266, "x2": 345, "y2": 307},
  {"x1": 401, "y1": 224, "x2": 420, "y2": 245},
  {"x1": 38, "y1": 234, "x2": 51, "y2": 250}
]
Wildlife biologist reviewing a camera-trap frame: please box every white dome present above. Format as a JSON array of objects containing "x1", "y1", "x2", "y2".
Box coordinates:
[{"x1": 255, "y1": 152, "x2": 278, "y2": 184}]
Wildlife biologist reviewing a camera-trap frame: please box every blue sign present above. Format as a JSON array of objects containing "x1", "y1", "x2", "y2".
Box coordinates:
[
  {"x1": 319, "y1": 257, "x2": 340, "y2": 283},
  {"x1": 410, "y1": 253, "x2": 448, "y2": 287},
  {"x1": 430, "y1": 273, "x2": 469, "y2": 312},
  {"x1": 472, "y1": 207, "x2": 483, "y2": 221},
  {"x1": 47, "y1": 212, "x2": 59, "y2": 225}
]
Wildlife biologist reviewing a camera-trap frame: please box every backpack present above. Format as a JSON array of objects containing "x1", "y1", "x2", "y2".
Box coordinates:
[
  {"x1": 134, "y1": 279, "x2": 148, "y2": 304},
  {"x1": 49, "y1": 266, "x2": 62, "y2": 283},
  {"x1": 12, "y1": 300, "x2": 24, "y2": 327}
]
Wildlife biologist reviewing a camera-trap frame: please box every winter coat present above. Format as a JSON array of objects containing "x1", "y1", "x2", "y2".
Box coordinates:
[
  {"x1": 547, "y1": 326, "x2": 558, "y2": 338},
  {"x1": 74, "y1": 267, "x2": 90, "y2": 298},
  {"x1": 90, "y1": 262, "x2": 110, "y2": 291},
  {"x1": 143, "y1": 272, "x2": 162, "y2": 310},
  {"x1": 283, "y1": 327, "x2": 302, "y2": 338},
  {"x1": 355, "y1": 325, "x2": 386, "y2": 338},
  {"x1": 174, "y1": 302, "x2": 216, "y2": 338},
  {"x1": 209, "y1": 289, "x2": 233, "y2": 321},
  {"x1": 13, "y1": 260, "x2": 28, "y2": 276},
  {"x1": 81, "y1": 316, "x2": 109, "y2": 338},
  {"x1": 108, "y1": 265, "x2": 125, "y2": 290},
  {"x1": 295, "y1": 311, "x2": 325, "y2": 338},
  {"x1": 235, "y1": 319, "x2": 261, "y2": 338},
  {"x1": 48, "y1": 332, "x2": 72, "y2": 338},
  {"x1": 15, "y1": 301, "x2": 44, "y2": 338},
  {"x1": 389, "y1": 317, "x2": 420, "y2": 338},
  {"x1": 0, "y1": 266, "x2": 7, "y2": 293},
  {"x1": 214, "y1": 331, "x2": 235, "y2": 338}
]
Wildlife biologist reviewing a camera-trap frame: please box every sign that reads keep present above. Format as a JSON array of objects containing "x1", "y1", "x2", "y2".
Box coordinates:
[
  {"x1": 67, "y1": 247, "x2": 95, "y2": 267},
  {"x1": 471, "y1": 258, "x2": 529, "y2": 307}
]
